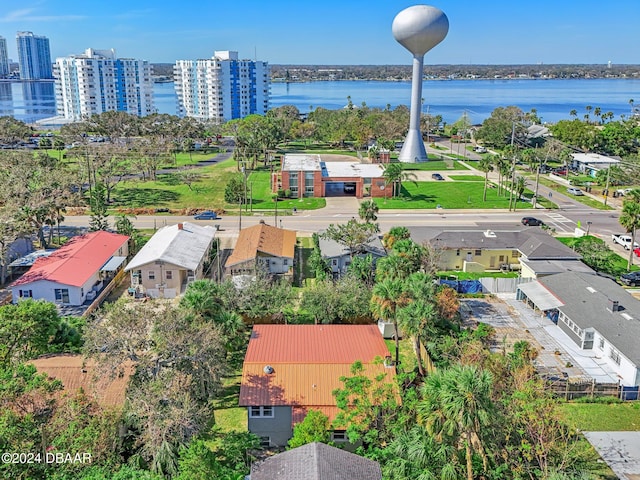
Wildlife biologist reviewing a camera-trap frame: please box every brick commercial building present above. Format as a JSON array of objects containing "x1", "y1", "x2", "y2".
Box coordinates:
[{"x1": 272, "y1": 154, "x2": 388, "y2": 199}]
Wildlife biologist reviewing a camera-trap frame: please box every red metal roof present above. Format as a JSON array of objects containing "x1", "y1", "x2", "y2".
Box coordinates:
[
  {"x1": 11, "y1": 231, "x2": 129, "y2": 288},
  {"x1": 239, "y1": 325, "x2": 396, "y2": 418},
  {"x1": 244, "y1": 325, "x2": 390, "y2": 363}
]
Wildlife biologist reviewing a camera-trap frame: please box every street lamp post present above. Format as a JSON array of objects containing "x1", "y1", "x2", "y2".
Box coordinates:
[{"x1": 586, "y1": 221, "x2": 592, "y2": 236}]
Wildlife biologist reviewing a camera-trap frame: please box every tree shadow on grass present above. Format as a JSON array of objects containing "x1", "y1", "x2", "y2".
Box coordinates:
[
  {"x1": 157, "y1": 173, "x2": 184, "y2": 186},
  {"x1": 113, "y1": 188, "x2": 180, "y2": 207}
]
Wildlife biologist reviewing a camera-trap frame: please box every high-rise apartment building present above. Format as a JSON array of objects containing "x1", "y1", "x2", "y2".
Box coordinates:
[
  {"x1": 0, "y1": 36, "x2": 9, "y2": 78},
  {"x1": 174, "y1": 50, "x2": 269, "y2": 123},
  {"x1": 16, "y1": 31, "x2": 53, "y2": 80},
  {"x1": 54, "y1": 48, "x2": 154, "y2": 120}
]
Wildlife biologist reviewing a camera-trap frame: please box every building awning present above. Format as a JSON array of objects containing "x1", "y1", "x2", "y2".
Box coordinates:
[
  {"x1": 100, "y1": 256, "x2": 127, "y2": 272},
  {"x1": 517, "y1": 281, "x2": 564, "y2": 311}
]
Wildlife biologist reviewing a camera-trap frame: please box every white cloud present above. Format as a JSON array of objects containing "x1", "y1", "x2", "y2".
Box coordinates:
[{"x1": 0, "y1": 8, "x2": 86, "y2": 23}]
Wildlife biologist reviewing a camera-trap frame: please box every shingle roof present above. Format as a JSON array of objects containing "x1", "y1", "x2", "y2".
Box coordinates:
[
  {"x1": 538, "y1": 272, "x2": 640, "y2": 364},
  {"x1": 318, "y1": 234, "x2": 386, "y2": 258},
  {"x1": 239, "y1": 325, "x2": 395, "y2": 422},
  {"x1": 125, "y1": 222, "x2": 216, "y2": 271},
  {"x1": 250, "y1": 442, "x2": 382, "y2": 480},
  {"x1": 427, "y1": 229, "x2": 581, "y2": 260},
  {"x1": 225, "y1": 223, "x2": 296, "y2": 267},
  {"x1": 30, "y1": 354, "x2": 133, "y2": 407},
  {"x1": 11, "y1": 231, "x2": 129, "y2": 288}
]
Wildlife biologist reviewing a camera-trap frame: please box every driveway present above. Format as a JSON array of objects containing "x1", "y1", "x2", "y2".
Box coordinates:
[{"x1": 583, "y1": 432, "x2": 640, "y2": 480}]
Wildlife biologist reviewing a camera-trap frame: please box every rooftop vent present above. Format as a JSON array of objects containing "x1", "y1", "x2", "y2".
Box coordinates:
[
  {"x1": 607, "y1": 299, "x2": 620, "y2": 312},
  {"x1": 263, "y1": 365, "x2": 274, "y2": 374}
]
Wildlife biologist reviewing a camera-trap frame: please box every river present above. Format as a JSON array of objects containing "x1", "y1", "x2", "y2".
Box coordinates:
[{"x1": 2, "y1": 78, "x2": 639, "y2": 125}]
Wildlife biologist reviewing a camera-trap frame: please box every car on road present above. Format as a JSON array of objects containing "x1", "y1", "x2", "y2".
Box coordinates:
[
  {"x1": 620, "y1": 271, "x2": 640, "y2": 287},
  {"x1": 521, "y1": 217, "x2": 544, "y2": 226},
  {"x1": 431, "y1": 173, "x2": 444, "y2": 181},
  {"x1": 567, "y1": 187, "x2": 584, "y2": 196},
  {"x1": 612, "y1": 234, "x2": 639, "y2": 250},
  {"x1": 474, "y1": 146, "x2": 487, "y2": 153},
  {"x1": 193, "y1": 210, "x2": 219, "y2": 220}
]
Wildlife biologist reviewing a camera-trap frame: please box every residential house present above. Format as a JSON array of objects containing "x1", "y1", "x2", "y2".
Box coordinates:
[
  {"x1": 318, "y1": 234, "x2": 386, "y2": 279},
  {"x1": 125, "y1": 222, "x2": 216, "y2": 298},
  {"x1": 10, "y1": 231, "x2": 129, "y2": 306},
  {"x1": 249, "y1": 442, "x2": 382, "y2": 480},
  {"x1": 225, "y1": 222, "x2": 296, "y2": 278},
  {"x1": 420, "y1": 228, "x2": 586, "y2": 278},
  {"x1": 238, "y1": 324, "x2": 395, "y2": 447},
  {"x1": 570, "y1": 153, "x2": 620, "y2": 177},
  {"x1": 517, "y1": 272, "x2": 640, "y2": 386},
  {"x1": 30, "y1": 354, "x2": 133, "y2": 407}
]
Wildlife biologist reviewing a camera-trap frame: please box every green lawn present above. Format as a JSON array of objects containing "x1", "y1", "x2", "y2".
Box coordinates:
[
  {"x1": 557, "y1": 402, "x2": 640, "y2": 431},
  {"x1": 402, "y1": 160, "x2": 469, "y2": 171},
  {"x1": 448, "y1": 175, "x2": 484, "y2": 181},
  {"x1": 213, "y1": 374, "x2": 247, "y2": 433},
  {"x1": 374, "y1": 182, "x2": 533, "y2": 210},
  {"x1": 295, "y1": 237, "x2": 315, "y2": 287}
]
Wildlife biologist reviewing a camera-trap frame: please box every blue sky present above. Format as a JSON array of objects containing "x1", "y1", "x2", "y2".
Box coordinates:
[{"x1": 1, "y1": 0, "x2": 638, "y2": 65}]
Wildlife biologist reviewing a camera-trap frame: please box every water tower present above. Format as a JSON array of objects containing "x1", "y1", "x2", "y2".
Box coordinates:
[{"x1": 392, "y1": 5, "x2": 449, "y2": 163}]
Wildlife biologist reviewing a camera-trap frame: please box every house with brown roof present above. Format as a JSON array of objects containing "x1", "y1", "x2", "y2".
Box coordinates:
[
  {"x1": 239, "y1": 324, "x2": 395, "y2": 447},
  {"x1": 249, "y1": 442, "x2": 382, "y2": 480},
  {"x1": 225, "y1": 221, "x2": 296, "y2": 278},
  {"x1": 30, "y1": 354, "x2": 134, "y2": 408}
]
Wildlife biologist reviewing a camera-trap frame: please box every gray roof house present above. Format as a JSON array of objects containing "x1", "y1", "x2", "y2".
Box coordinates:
[
  {"x1": 249, "y1": 442, "x2": 382, "y2": 480},
  {"x1": 418, "y1": 228, "x2": 586, "y2": 278},
  {"x1": 124, "y1": 222, "x2": 216, "y2": 298},
  {"x1": 517, "y1": 271, "x2": 640, "y2": 386},
  {"x1": 318, "y1": 234, "x2": 386, "y2": 279}
]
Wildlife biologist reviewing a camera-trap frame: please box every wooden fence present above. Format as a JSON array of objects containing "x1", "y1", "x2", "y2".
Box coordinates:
[
  {"x1": 82, "y1": 269, "x2": 126, "y2": 318},
  {"x1": 545, "y1": 377, "x2": 628, "y2": 401}
]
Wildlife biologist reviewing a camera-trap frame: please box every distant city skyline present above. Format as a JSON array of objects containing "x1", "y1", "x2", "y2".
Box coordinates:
[{"x1": 0, "y1": 0, "x2": 638, "y2": 65}]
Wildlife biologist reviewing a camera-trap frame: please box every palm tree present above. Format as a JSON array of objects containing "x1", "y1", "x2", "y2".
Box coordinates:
[
  {"x1": 477, "y1": 157, "x2": 494, "y2": 202},
  {"x1": 620, "y1": 194, "x2": 640, "y2": 271},
  {"x1": 383, "y1": 163, "x2": 418, "y2": 197},
  {"x1": 397, "y1": 272, "x2": 439, "y2": 376},
  {"x1": 513, "y1": 176, "x2": 528, "y2": 212},
  {"x1": 358, "y1": 199, "x2": 379, "y2": 223},
  {"x1": 370, "y1": 277, "x2": 405, "y2": 366},
  {"x1": 569, "y1": 109, "x2": 577, "y2": 118},
  {"x1": 418, "y1": 364, "x2": 494, "y2": 480}
]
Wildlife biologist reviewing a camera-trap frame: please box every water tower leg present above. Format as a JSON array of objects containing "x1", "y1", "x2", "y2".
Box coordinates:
[{"x1": 399, "y1": 54, "x2": 428, "y2": 163}]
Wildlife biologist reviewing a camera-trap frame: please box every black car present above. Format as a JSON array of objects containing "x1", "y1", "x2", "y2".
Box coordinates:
[
  {"x1": 521, "y1": 217, "x2": 544, "y2": 226},
  {"x1": 431, "y1": 173, "x2": 444, "y2": 181},
  {"x1": 620, "y1": 271, "x2": 640, "y2": 287}
]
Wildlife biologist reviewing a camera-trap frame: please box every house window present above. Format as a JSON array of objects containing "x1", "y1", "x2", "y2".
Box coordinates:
[
  {"x1": 249, "y1": 406, "x2": 274, "y2": 418},
  {"x1": 19, "y1": 289, "x2": 33, "y2": 298},
  {"x1": 148, "y1": 271, "x2": 155, "y2": 280},
  {"x1": 283, "y1": 259, "x2": 289, "y2": 266},
  {"x1": 456, "y1": 249, "x2": 460, "y2": 256},
  {"x1": 259, "y1": 436, "x2": 271, "y2": 448},
  {"x1": 54, "y1": 289, "x2": 70, "y2": 304},
  {"x1": 331, "y1": 430, "x2": 347, "y2": 442},
  {"x1": 332, "y1": 259, "x2": 337, "y2": 266},
  {"x1": 474, "y1": 249, "x2": 481, "y2": 256},
  {"x1": 166, "y1": 271, "x2": 173, "y2": 280},
  {"x1": 599, "y1": 338, "x2": 605, "y2": 350},
  {"x1": 609, "y1": 348, "x2": 621, "y2": 366},
  {"x1": 511, "y1": 250, "x2": 519, "y2": 258}
]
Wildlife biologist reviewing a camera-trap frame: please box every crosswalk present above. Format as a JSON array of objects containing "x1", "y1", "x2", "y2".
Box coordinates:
[{"x1": 545, "y1": 212, "x2": 573, "y2": 224}]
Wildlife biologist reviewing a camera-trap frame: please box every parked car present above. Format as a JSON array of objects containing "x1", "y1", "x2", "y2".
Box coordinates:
[
  {"x1": 193, "y1": 210, "x2": 219, "y2": 220},
  {"x1": 616, "y1": 188, "x2": 633, "y2": 196},
  {"x1": 521, "y1": 217, "x2": 544, "y2": 226},
  {"x1": 620, "y1": 271, "x2": 640, "y2": 287},
  {"x1": 635, "y1": 247, "x2": 640, "y2": 258},
  {"x1": 431, "y1": 173, "x2": 444, "y2": 181},
  {"x1": 567, "y1": 187, "x2": 584, "y2": 196},
  {"x1": 474, "y1": 146, "x2": 487, "y2": 153}
]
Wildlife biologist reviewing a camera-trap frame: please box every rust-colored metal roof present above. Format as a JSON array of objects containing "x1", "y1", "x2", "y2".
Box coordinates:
[
  {"x1": 30, "y1": 354, "x2": 133, "y2": 408},
  {"x1": 239, "y1": 325, "x2": 396, "y2": 419},
  {"x1": 225, "y1": 223, "x2": 296, "y2": 267},
  {"x1": 243, "y1": 325, "x2": 390, "y2": 363}
]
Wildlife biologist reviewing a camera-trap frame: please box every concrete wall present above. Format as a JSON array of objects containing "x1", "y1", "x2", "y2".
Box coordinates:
[{"x1": 247, "y1": 406, "x2": 292, "y2": 447}]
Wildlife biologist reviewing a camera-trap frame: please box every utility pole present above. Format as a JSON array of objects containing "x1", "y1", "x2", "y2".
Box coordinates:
[
  {"x1": 238, "y1": 197, "x2": 242, "y2": 231},
  {"x1": 508, "y1": 123, "x2": 517, "y2": 211},
  {"x1": 604, "y1": 165, "x2": 611, "y2": 207},
  {"x1": 274, "y1": 196, "x2": 278, "y2": 227}
]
